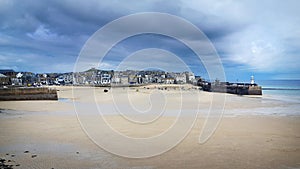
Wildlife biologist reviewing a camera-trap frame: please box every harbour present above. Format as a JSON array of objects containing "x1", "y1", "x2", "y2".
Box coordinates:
[{"x1": 198, "y1": 76, "x2": 262, "y2": 95}]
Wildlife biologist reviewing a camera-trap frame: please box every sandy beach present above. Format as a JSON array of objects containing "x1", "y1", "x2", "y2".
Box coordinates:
[{"x1": 0, "y1": 86, "x2": 299, "y2": 169}]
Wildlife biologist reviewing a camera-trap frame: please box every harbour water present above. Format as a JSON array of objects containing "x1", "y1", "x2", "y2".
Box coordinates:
[
  {"x1": 258, "y1": 80, "x2": 300, "y2": 102},
  {"x1": 232, "y1": 79, "x2": 300, "y2": 116}
]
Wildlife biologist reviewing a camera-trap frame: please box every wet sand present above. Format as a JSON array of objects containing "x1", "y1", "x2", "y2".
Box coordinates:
[{"x1": 0, "y1": 86, "x2": 299, "y2": 169}]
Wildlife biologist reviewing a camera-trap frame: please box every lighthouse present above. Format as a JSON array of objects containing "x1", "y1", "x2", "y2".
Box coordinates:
[{"x1": 250, "y1": 75, "x2": 255, "y2": 85}]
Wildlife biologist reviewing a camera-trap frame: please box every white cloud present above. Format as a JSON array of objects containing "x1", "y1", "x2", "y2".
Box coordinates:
[
  {"x1": 27, "y1": 25, "x2": 61, "y2": 41},
  {"x1": 219, "y1": 23, "x2": 299, "y2": 73}
]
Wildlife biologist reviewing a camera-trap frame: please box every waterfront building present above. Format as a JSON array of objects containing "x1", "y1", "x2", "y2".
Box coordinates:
[
  {"x1": 100, "y1": 71, "x2": 112, "y2": 85},
  {"x1": 0, "y1": 73, "x2": 10, "y2": 86}
]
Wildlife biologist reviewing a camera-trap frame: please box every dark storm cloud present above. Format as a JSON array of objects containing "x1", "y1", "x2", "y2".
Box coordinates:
[{"x1": 0, "y1": 0, "x2": 299, "y2": 79}]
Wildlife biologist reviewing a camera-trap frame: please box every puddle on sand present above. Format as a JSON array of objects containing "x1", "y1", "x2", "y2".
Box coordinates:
[{"x1": 58, "y1": 98, "x2": 71, "y2": 103}]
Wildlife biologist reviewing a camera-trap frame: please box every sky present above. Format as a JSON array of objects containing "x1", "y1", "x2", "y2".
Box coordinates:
[{"x1": 0, "y1": 0, "x2": 299, "y2": 81}]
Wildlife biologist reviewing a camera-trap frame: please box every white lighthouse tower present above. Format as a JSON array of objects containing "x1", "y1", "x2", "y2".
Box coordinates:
[{"x1": 250, "y1": 75, "x2": 255, "y2": 85}]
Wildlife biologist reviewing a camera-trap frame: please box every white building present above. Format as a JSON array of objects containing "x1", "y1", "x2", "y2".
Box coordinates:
[
  {"x1": 175, "y1": 73, "x2": 187, "y2": 84},
  {"x1": 100, "y1": 73, "x2": 111, "y2": 85},
  {"x1": 185, "y1": 72, "x2": 196, "y2": 83}
]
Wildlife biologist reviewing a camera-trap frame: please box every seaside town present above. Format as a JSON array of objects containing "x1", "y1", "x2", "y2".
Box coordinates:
[
  {"x1": 0, "y1": 68, "x2": 199, "y2": 87},
  {"x1": 0, "y1": 68, "x2": 262, "y2": 101}
]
